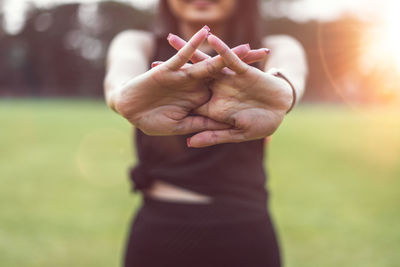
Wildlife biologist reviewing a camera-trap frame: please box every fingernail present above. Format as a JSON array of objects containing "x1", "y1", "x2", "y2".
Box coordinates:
[
  {"x1": 245, "y1": 43, "x2": 251, "y2": 50},
  {"x1": 202, "y1": 25, "x2": 210, "y2": 32},
  {"x1": 264, "y1": 48, "x2": 271, "y2": 54},
  {"x1": 167, "y1": 33, "x2": 174, "y2": 41},
  {"x1": 151, "y1": 61, "x2": 162, "y2": 68},
  {"x1": 186, "y1": 138, "x2": 191, "y2": 148}
]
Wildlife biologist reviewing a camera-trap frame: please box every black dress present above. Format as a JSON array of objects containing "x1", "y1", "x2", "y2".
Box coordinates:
[{"x1": 123, "y1": 35, "x2": 281, "y2": 267}]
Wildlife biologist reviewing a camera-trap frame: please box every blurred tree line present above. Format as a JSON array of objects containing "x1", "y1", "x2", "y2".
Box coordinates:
[
  {"x1": 0, "y1": 1, "x2": 392, "y2": 103},
  {"x1": 0, "y1": 1, "x2": 152, "y2": 97}
]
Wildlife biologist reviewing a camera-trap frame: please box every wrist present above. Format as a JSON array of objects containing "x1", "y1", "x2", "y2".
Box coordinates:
[
  {"x1": 106, "y1": 88, "x2": 121, "y2": 113},
  {"x1": 268, "y1": 68, "x2": 297, "y2": 114},
  {"x1": 106, "y1": 77, "x2": 135, "y2": 115},
  {"x1": 109, "y1": 79, "x2": 148, "y2": 127}
]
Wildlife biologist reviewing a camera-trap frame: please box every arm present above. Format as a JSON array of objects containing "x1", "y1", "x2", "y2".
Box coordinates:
[
  {"x1": 104, "y1": 30, "x2": 154, "y2": 111},
  {"x1": 262, "y1": 35, "x2": 308, "y2": 104}
]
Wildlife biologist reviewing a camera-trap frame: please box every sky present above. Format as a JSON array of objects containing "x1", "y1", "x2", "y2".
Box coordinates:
[{"x1": 1, "y1": 0, "x2": 394, "y2": 34}]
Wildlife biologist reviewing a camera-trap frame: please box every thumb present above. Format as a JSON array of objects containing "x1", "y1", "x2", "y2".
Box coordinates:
[{"x1": 192, "y1": 102, "x2": 211, "y2": 118}]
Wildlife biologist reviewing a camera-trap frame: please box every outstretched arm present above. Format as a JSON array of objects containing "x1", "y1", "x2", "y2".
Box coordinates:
[
  {"x1": 104, "y1": 30, "x2": 154, "y2": 111},
  {"x1": 104, "y1": 27, "x2": 271, "y2": 137}
]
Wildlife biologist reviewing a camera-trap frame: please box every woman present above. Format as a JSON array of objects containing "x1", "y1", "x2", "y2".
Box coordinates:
[{"x1": 104, "y1": 0, "x2": 307, "y2": 266}]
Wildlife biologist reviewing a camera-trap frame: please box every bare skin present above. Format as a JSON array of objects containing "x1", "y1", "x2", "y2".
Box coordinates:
[
  {"x1": 110, "y1": 27, "x2": 269, "y2": 136},
  {"x1": 165, "y1": 32, "x2": 270, "y2": 65},
  {"x1": 167, "y1": 33, "x2": 293, "y2": 147},
  {"x1": 108, "y1": 28, "x2": 301, "y2": 145}
]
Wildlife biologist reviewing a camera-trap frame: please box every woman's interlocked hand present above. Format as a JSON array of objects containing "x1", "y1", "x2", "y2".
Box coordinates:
[
  {"x1": 113, "y1": 26, "x2": 267, "y2": 136},
  {"x1": 114, "y1": 26, "x2": 293, "y2": 147}
]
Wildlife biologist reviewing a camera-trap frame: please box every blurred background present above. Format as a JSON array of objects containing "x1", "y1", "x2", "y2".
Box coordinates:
[{"x1": 0, "y1": 0, "x2": 399, "y2": 266}]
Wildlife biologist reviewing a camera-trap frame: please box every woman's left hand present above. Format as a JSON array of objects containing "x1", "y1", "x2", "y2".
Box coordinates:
[{"x1": 171, "y1": 34, "x2": 294, "y2": 148}]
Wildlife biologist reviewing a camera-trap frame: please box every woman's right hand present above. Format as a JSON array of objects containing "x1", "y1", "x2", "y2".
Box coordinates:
[{"x1": 112, "y1": 26, "x2": 237, "y2": 136}]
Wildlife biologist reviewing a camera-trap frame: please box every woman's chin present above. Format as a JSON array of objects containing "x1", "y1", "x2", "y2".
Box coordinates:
[{"x1": 183, "y1": 14, "x2": 221, "y2": 26}]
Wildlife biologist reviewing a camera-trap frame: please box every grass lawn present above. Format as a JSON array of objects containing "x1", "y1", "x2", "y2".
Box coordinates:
[{"x1": 0, "y1": 99, "x2": 399, "y2": 267}]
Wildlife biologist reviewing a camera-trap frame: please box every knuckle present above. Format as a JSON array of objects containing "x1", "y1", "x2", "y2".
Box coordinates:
[
  {"x1": 201, "y1": 116, "x2": 209, "y2": 128},
  {"x1": 188, "y1": 41, "x2": 197, "y2": 50},
  {"x1": 219, "y1": 46, "x2": 229, "y2": 56},
  {"x1": 229, "y1": 128, "x2": 246, "y2": 142},
  {"x1": 184, "y1": 67, "x2": 195, "y2": 80},
  {"x1": 206, "y1": 60, "x2": 219, "y2": 75},
  {"x1": 176, "y1": 52, "x2": 190, "y2": 63},
  {"x1": 236, "y1": 64, "x2": 250, "y2": 75},
  {"x1": 210, "y1": 131, "x2": 219, "y2": 145},
  {"x1": 173, "y1": 122, "x2": 185, "y2": 134}
]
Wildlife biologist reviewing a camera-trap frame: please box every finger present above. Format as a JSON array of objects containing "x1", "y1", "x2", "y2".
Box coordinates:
[
  {"x1": 164, "y1": 26, "x2": 210, "y2": 70},
  {"x1": 207, "y1": 34, "x2": 250, "y2": 74},
  {"x1": 176, "y1": 116, "x2": 231, "y2": 135},
  {"x1": 168, "y1": 35, "x2": 254, "y2": 65},
  {"x1": 167, "y1": 33, "x2": 268, "y2": 66},
  {"x1": 184, "y1": 44, "x2": 250, "y2": 80},
  {"x1": 151, "y1": 61, "x2": 192, "y2": 69},
  {"x1": 187, "y1": 129, "x2": 247, "y2": 148},
  {"x1": 167, "y1": 33, "x2": 211, "y2": 63},
  {"x1": 242, "y1": 48, "x2": 270, "y2": 65}
]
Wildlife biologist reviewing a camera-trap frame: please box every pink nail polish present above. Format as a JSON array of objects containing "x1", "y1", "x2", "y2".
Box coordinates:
[
  {"x1": 186, "y1": 138, "x2": 191, "y2": 148},
  {"x1": 264, "y1": 48, "x2": 271, "y2": 54},
  {"x1": 167, "y1": 33, "x2": 174, "y2": 41},
  {"x1": 151, "y1": 61, "x2": 162, "y2": 68},
  {"x1": 202, "y1": 25, "x2": 210, "y2": 32},
  {"x1": 245, "y1": 43, "x2": 251, "y2": 50}
]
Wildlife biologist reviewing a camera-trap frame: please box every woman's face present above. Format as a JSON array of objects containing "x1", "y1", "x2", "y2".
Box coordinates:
[{"x1": 167, "y1": 0, "x2": 238, "y2": 25}]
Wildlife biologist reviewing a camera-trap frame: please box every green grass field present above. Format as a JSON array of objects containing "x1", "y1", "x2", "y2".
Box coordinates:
[{"x1": 1, "y1": 99, "x2": 399, "y2": 267}]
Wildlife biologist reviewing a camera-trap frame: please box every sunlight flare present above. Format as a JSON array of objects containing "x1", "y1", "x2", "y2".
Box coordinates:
[{"x1": 361, "y1": 0, "x2": 400, "y2": 73}]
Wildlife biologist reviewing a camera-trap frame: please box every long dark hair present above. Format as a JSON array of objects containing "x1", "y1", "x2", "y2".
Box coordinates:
[{"x1": 154, "y1": 0, "x2": 262, "y2": 49}]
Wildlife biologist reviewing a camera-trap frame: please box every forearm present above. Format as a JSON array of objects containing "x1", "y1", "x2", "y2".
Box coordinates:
[
  {"x1": 104, "y1": 59, "x2": 148, "y2": 111},
  {"x1": 104, "y1": 30, "x2": 154, "y2": 110},
  {"x1": 263, "y1": 35, "x2": 308, "y2": 102}
]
